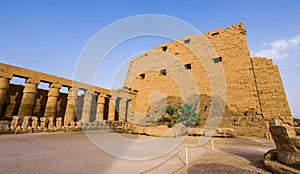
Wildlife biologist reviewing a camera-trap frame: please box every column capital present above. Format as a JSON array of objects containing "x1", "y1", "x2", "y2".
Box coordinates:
[
  {"x1": 68, "y1": 87, "x2": 79, "y2": 95},
  {"x1": 50, "y1": 82, "x2": 62, "y2": 89},
  {"x1": 84, "y1": 90, "x2": 94, "y2": 95},
  {"x1": 26, "y1": 77, "x2": 40, "y2": 84},
  {"x1": 23, "y1": 78, "x2": 39, "y2": 94},
  {"x1": 83, "y1": 90, "x2": 93, "y2": 103},
  {"x1": 99, "y1": 93, "x2": 107, "y2": 98},
  {"x1": 97, "y1": 94, "x2": 106, "y2": 104},
  {"x1": 48, "y1": 84, "x2": 60, "y2": 97}
]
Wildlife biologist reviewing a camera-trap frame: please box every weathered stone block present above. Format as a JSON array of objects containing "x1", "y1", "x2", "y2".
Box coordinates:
[
  {"x1": 144, "y1": 126, "x2": 169, "y2": 137},
  {"x1": 131, "y1": 125, "x2": 144, "y2": 134},
  {"x1": 270, "y1": 126, "x2": 300, "y2": 168},
  {"x1": 214, "y1": 128, "x2": 237, "y2": 137},
  {"x1": 188, "y1": 127, "x2": 203, "y2": 136}
]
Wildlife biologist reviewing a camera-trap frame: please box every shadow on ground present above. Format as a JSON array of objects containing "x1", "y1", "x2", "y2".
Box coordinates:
[
  {"x1": 187, "y1": 163, "x2": 257, "y2": 174},
  {"x1": 221, "y1": 147, "x2": 266, "y2": 170}
]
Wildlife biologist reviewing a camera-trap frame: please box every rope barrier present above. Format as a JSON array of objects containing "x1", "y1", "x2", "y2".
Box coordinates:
[
  {"x1": 139, "y1": 145, "x2": 186, "y2": 174},
  {"x1": 139, "y1": 138, "x2": 215, "y2": 174},
  {"x1": 170, "y1": 150, "x2": 210, "y2": 174}
]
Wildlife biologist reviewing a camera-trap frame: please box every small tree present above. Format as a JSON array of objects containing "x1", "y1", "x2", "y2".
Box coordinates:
[
  {"x1": 164, "y1": 105, "x2": 176, "y2": 127},
  {"x1": 175, "y1": 103, "x2": 199, "y2": 127},
  {"x1": 165, "y1": 105, "x2": 175, "y2": 116}
]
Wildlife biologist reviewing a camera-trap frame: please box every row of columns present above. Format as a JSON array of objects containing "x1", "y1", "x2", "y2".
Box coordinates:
[{"x1": 0, "y1": 75, "x2": 133, "y2": 124}]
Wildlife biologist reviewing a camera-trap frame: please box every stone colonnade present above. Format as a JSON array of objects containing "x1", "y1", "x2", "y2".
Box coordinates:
[{"x1": 0, "y1": 63, "x2": 136, "y2": 125}]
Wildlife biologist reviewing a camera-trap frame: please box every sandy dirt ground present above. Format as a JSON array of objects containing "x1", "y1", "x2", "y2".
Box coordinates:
[
  {"x1": 177, "y1": 151, "x2": 271, "y2": 174},
  {"x1": 0, "y1": 132, "x2": 275, "y2": 174}
]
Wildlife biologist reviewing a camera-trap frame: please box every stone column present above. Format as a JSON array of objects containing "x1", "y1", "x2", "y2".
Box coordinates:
[
  {"x1": 118, "y1": 98, "x2": 128, "y2": 121},
  {"x1": 127, "y1": 99, "x2": 135, "y2": 122},
  {"x1": 108, "y1": 97, "x2": 115, "y2": 121},
  {"x1": 18, "y1": 78, "x2": 40, "y2": 119},
  {"x1": 0, "y1": 75, "x2": 11, "y2": 116},
  {"x1": 64, "y1": 87, "x2": 78, "y2": 125},
  {"x1": 81, "y1": 90, "x2": 93, "y2": 123},
  {"x1": 95, "y1": 93, "x2": 106, "y2": 121},
  {"x1": 44, "y1": 82, "x2": 62, "y2": 118}
]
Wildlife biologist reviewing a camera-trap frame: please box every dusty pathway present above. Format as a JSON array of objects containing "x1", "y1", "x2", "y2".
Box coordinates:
[{"x1": 0, "y1": 132, "x2": 274, "y2": 173}]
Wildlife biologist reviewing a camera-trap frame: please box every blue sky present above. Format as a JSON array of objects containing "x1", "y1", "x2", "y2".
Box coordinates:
[{"x1": 0, "y1": 0, "x2": 299, "y2": 116}]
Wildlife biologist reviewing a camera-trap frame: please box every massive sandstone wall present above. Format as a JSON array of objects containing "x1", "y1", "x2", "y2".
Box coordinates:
[
  {"x1": 124, "y1": 23, "x2": 294, "y2": 136},
  {"x1": 251, "y1": 58, "x2": 293, "y2": 125}
]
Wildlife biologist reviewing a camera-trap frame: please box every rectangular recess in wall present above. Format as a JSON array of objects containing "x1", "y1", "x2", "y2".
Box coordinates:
[
  {"x1": 184, "y1": 39, "x2": 191, "y2": 44},
  {"x1": 162, "y1": 46, "x2": 168, "y2": 52},
  {"x1": 211, "y1": 32, "x2": 219, "y2": 36},
  {"x1": 184, "y1": 63, "x2": 192, "y2": 70},
  {"x1": 213, "y1": 57, "x2": 222, "y2": 63},
  {"x1": 160, "y1": 69, "x2": 167, "y2": 75},
  {"x1": 139, "y1": 73, "x2": 145, "y2": 79}
]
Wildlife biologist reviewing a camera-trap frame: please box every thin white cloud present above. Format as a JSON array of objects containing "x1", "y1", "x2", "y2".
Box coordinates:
[{"x1": 252, "y1": 34, "x2": 300, "y2": 59}]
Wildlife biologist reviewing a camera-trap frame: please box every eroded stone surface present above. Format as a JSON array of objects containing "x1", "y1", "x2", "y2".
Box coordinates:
[
  {"x1": 264, "y1": 149, "x2": 300, "y2": 174},
  {"x1": 124, "y1": 23, "x2": 294, "y2": 137},
  {"x1": 144, "y1": 126, "x2": 169, "y2": 137},
  {"x1": 188, "y1": 128, "x2": 203, "y2": 136},
  {"x1": 269, "y1": 126, "x2": 300, "y2": 168},
  {"x1": 215, "y1": 128, "x2": 238, "y2": 137}
]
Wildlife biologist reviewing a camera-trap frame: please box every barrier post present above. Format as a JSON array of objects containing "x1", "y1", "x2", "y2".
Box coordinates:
[
  {"x1": 211, "y1": 138, "x2": 214, "y2": 151},
  {"x1": 185, "y1": 145, "x2": 189, "y2": 165}
]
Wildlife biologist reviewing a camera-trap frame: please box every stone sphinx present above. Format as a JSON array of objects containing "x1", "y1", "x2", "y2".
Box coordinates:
[
  {"x1": 55, "y1": 117, "x2": 62, "y2": 129},
  {"x1": 47, "y1": 117, "x2": 54, "y2": 130},
  {"x1": 75, "y1": 121, "x2": 82, "y2": 128},
  {"x1": 31, "y1": 116, "x2": 38, "y2": 129},
  {"x1": 92, "y1": 120, "x2": 103, "y2": 127},
  {"x1": 39, "y1": 117, "x2": 46, "y2": 129},
  {"x1": 68, "y1": 121, "x2": 75, "y2": 128},
  {"x1": 264, "y1": 125, "x2": 300, "y2": 173},
  {"x1": 10, "y1": 116, "x2": 19, "y2": 130},
  {"x1": 0, "y1": 120, "x2": 10, "y2": 131},
  {"x1": 21, "y1": 116, "x2": 30, "y2": 130}
]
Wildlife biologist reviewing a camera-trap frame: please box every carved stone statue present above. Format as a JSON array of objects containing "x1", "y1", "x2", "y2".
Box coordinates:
[
  {"x1": 56, "y1": 117, "x2": 62, "y2": 129},
  {"x1": 93, "y1": 121, "x2": 100, "y2": 127},
  {"x1": 75, "y1": 121, "x2": 82, "y2": 128},
  {"x1": 68, "y1": 121, "x2": 75, "y2": 128},
  {"x1": 39, "y1": 117, "x2": 46, "y2": 129},
  {"x1": 10, "y1": 116, "x2": 19, "y2": 130},
  {"x1": 0, "y1": 120, "x2": 10, "y2": 131},
  {"x1": 31, "y1": 116, "x2": 38, "y2": 129},
  {"x1": 21, "y1": 116, "x2": 30, "y2": 130},
  {"x1": 47, "y1": 117, "x2": 54, "y2": 130}
]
